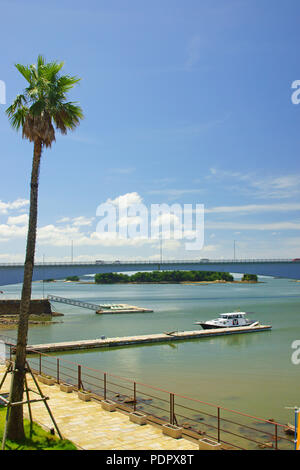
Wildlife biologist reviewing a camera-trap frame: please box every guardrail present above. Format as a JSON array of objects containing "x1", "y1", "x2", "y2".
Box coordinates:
[
  {"x1": 3, "y1": 343, "x2": 294, "y2": 451},
  {"x1": 0, "y1": 259, "x2": 296, "y2": 267}
]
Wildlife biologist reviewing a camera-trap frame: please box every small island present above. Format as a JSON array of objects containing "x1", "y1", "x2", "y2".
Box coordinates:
[
  {"x1": 93, "y1": 271, "x2": 259, "y2": 284},
  {"x1": 95, "y1": 270, "x2": 234, "y2": 284}
]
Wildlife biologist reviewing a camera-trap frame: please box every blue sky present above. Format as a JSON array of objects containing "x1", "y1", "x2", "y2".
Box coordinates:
[{"x1": 1, "y1": 0, "x2": 300, "y2": 262}]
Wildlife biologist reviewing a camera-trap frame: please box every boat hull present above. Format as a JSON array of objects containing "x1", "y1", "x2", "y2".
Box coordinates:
[
  {"x1": 197, "y1": 322, "x2": 253, "y2": 330},
  {"x1": 197, "y1": 323, "x2": 228, "y2": 330}
]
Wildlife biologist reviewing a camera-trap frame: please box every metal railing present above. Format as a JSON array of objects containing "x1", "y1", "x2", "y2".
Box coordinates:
[
  {"x1": 47, "y1": 295, "x2": 100, "y2": 311},
  {"x1": 0, "y1": 258, "x2": 296, "y2": 267},
  {"x1": 4, "y1": 344, "x2": 294, "y2": 451}
]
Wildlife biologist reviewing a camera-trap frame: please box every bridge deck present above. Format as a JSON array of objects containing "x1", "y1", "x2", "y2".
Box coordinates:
[
  {"x1": 1, "y1": 259, "x2": 300, "y2": 286},
  {"x1": 26, "y1": 324, "x2": 272, "y2": 353}
]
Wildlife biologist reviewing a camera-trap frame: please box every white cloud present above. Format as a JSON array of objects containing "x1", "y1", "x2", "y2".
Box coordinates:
[
  {"x1": 160, "y1": 239, "x2": 181, "y2": 251},
  {"x1": 0, "y1": 223, "x2": 27, "y2": 240},
  {"x1": 118, "y1": 215, "x2": 143, "y2": 227},
  {"x1": 201, "y1": 244, "x2": 219, "y2": 252},
  {"x1": 251, "y1": 175, "x2": 300, "y2": 199},
  {"x1": 106, "y1": 192, "x2": 143, "y2": 208},
  {"x1": 7, "y1": 214, "x2": 28, "y2": 225},
  {"x1": 57, "y1": 216, "x2": 94, "y2": 226},
  {"x1": 34, "y1": 222, "x2": 153, "y2": 248},
  {"x1": 207, "y1": 168, "x2": 300, "y2": 200},
  {"x1": 148, "y1": 189, "x2": 203, "y2": 198},
  {"x1": 206, "y1": 202, "x2": 300, "y2": 215},
  {"x1": 71, "y1": 216, "x2": 94, "y2": 227},
  {"x1": 206, "y1": 221, "x2": 300, "y2": 231},
  {"x1": 0, "y1": 253, "x2": 25, "y2": 263},
  {"x1": 37, "y1": 224, "x2": 81, "y2": 246},
  {"x1": 152, "y1": 212, "x2": 181, "y2": 226},
  {"x1": 0, "y1": 198, "x2": 29, "y2": 214}
]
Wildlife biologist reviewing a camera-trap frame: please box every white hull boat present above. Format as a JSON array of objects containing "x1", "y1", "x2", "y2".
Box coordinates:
[{"x1": 195, "y1": 312, "x2": 258, "y2": 330}]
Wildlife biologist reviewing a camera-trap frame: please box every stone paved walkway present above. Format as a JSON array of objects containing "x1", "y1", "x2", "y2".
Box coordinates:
[{"x1": 0, "y1": 365, "x2": 199, "y2": 450}]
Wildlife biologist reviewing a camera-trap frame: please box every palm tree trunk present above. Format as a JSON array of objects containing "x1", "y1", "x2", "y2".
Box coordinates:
[{"x1": 6, "y1": 139, "x2": 42, "y2": 442}]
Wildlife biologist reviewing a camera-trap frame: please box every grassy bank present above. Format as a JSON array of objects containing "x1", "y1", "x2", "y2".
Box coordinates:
[{"x1": 0, "y1": 407, "x2": 76, "y2": 450}]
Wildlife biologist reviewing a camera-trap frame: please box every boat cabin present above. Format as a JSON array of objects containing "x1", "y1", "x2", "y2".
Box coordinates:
[{"x1": 213, "y1": 312, "x2": 251, "y2": 327}]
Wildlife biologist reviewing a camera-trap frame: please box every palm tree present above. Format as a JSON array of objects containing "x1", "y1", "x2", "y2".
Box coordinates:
[{"x1": 6, "y1": 56, "x2": 83, "y2": 441}]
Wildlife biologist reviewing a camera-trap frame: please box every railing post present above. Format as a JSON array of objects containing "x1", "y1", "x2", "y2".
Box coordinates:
[
  {"x1": 274, "y1": 423, "x2": 278, "y2": 450},
  {"x1": 104, "y1": 373, "x2": 107, "y2": 400},
  {"x1": 78, "y1": 365, "x2": 81, "y2": 390},
  {"x1": 217, "y1": 407, "x2": 221, "y2": 442},
  {"x1": 39, "y1": 354, "x2": 42, "y2": 375},
  {"x1": 57, "y1": 358, "x2": 60, "y2": 383},
  {"x1": 170, "y1": 393, "x2": 174, "y2": 425},
  {"x1": 133, "y1": 382, "x2": 136, "y2": 411}
]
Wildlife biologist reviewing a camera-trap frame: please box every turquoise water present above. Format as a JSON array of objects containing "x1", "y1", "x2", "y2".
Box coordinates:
[{"x1": 2, "y1": 276, "x2": 300, "y2": 425}]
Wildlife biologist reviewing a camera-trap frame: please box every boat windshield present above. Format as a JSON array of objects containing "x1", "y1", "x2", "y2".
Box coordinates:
[{"x1": 219, "y1": 313, "x2": 246, "y2": 319}]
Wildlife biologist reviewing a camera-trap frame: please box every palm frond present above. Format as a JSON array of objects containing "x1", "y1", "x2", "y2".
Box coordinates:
[
  {"x1": 56, "y1": 75, "x2": 81, "y2": 93},
  {"x1": 7, "y1": 106, "x2": 28, "y2": 130},
  {"x1": 6, "y1": 94, "x2": 27, "y2": 117},
  {"x1": 37, "y1": 55, "x2": 45, "y2": 71},
  {"x1": 14, "y1": 64, "x2": 32, "y2": 84},
  {"x1": 44, "y1": 61, "x2": 65, "y2": 82},
  {"x1": 53, "y1": 101, "x2": 83, "y2": 133}
]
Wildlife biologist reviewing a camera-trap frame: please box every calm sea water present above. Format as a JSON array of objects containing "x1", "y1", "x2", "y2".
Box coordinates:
[{"x1": 2, "y1": 276, "x2": 300, "y2": 424}]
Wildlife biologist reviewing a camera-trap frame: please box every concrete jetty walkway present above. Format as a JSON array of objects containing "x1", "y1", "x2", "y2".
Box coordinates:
[
  {"x1": 0, "y1": 365, "x2": 199, "y2": 450},
  {"x1": 27, "y1": 324, "x2": 272, "y2": 353}
]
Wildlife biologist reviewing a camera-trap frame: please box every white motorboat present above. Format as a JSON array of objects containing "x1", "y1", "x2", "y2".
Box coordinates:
[{"x1": 195, "y1": 312, "x2": 258, "y2": 330}]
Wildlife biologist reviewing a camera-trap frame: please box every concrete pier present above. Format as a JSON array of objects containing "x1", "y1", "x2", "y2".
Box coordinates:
[{"x1": 26, "y1": 324, "x2": 272, "y2": 354}]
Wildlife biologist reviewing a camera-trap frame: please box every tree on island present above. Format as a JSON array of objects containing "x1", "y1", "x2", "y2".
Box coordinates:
[
  {"x1": 242, "y1": 274, "x2": 258, "y2": 282},
  {"x1": 66, "y1": 276, "x2": 80, "y2": 281},
  {"x1": 6, "y1": 56, "x2": 83, "y2": 441},
  {"x1": 94, "y1": 270, "x2": 234, "y2": 284}
]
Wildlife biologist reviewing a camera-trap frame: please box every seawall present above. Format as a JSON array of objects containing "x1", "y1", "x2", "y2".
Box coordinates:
[{"x1": 0, "y1": 299, "x2": 52, "y2": 316}]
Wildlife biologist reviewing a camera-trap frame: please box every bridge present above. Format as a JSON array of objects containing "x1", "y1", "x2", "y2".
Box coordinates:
[{"x1": 0, "y1": 259, "x2": 299, "y2": 286}]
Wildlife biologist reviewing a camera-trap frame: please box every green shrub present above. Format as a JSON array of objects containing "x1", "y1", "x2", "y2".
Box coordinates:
[
  {"x1": 242, "y1": 273, "x2": 258, "y2": 282},
  {"x1": 65, "y1": 276, "x2": 79, "y2": 281}
]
